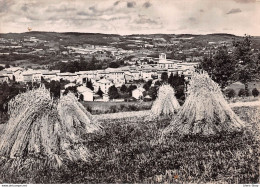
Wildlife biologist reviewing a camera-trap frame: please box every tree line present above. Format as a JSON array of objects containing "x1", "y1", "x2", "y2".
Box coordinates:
[
  {"x1": 49, "y1": 56, "x2": 125, "y2": 73},
  {"x1": 200, "y1": 35, "x2": 260, "y2": 95}
]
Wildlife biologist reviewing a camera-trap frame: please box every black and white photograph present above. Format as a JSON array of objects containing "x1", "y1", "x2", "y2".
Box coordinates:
[{"x1": 0, "y1": 0, "x2": 259, "y2": 185}]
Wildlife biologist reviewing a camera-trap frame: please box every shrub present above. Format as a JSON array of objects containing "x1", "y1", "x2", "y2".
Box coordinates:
[
  {"x1": 86, "y1": 105, "x2": 93, "y2": 113},
  {"x1": 108, "y1": 85, "x2": 119, "y2": 99},
  {"x1": 252, "y1": 88, "x2": 259, "y2": 97},
  {"x1": 109, "y1": 105, "x2": 118, "y2": 113},
  {"x1": 238, "y1": 88, "x2": 246, "y2": 97},
  {"x1": 120, "y1": 84, "x2": 128, "y2": 93},
  {"x1": 129, "y1": 105, "x2": 138, "y2": 111},
  {"x1": 120, "y1": 104, "x2": 126, "y2": 111},
  {"x1": 225, "y1": 88, "x2": 236, "y2": 99},
  {"x1": 79, "y1": 94, "x2": 84, "y2": 101}
]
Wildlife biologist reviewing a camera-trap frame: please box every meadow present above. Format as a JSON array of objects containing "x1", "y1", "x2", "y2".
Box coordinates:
[
  {"x1": 81, "y1": 101, "x2": 153, "y2": 114},
  {"x1": 0, "y1": 106, "x2": 259, "y2": 184}
]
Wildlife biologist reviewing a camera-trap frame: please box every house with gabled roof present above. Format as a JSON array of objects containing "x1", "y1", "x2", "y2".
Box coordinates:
[
  {"x1": 77, "y1": 86, "x2": 94, "y2": 101},
  {"x1": 132, "y1": 87, "x2": 145, "y2": 100},
  {"x1": 97, "y1": 78, "x2": 114, "y2": 94},
  {"x1": 0, "y1": 72, "x2": 9, "y2": 83}
]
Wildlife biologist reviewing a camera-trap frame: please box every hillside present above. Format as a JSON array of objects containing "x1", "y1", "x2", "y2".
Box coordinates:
[
  {"x1": 0, "y1": 31, "x2": 121, "y2": 46},
  {"x1": 1, "y1": 32, "x2": 257, "y2": 47}
]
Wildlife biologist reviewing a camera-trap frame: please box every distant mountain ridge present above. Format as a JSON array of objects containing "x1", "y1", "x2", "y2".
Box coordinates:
[
  {"x1": 0, "y1": 31, "x2": 241, "y2": 39},
  {"x1": 1, "y1": 31, "x2": 259, "y2": 49}
]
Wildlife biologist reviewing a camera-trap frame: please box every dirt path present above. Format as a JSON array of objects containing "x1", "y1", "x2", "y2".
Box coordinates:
[
  {"x1": 95, "y1": 100, "x2": 260, "y2": 120},
  {"x1": 94, "y1": 110, "x2": 150, "y2": 120},
  {"x1": 229, "y1": 100, "x2": 260, "y2": 108}
]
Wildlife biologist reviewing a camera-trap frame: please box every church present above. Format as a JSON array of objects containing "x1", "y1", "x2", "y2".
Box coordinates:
[{"x1": 157, "y1": 53, "x2": 182, "y2": 69}]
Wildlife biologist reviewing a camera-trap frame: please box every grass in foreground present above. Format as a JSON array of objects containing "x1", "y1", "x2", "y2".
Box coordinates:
[{"x1": 0, "y1": 106, "x2": 259, "y2": 184}]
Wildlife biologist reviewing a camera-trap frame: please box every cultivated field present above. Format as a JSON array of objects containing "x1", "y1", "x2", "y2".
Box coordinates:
[
  {"x1": 81, "y1": 101, "x2": 153, "y2": 114},
  {"x1": 0, "y1": 105, "x2": 259, "y2": 184}
]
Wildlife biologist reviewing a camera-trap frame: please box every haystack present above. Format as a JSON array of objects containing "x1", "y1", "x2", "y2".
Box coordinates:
[
  {"x1": 163, "y1": 73, "x2": 245, "y2": 136},
  {"x1": 0, "y1": 86, "x2": 102, "y2": 168},
  {"x1": 151, "y1": 84, "x2": 180, "y2": 117}
]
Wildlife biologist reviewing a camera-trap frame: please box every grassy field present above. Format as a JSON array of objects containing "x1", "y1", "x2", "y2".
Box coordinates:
[
  {"x1": 0, "y1": 106, "x2": 259, "y2": 184},
  {"x1": 228, "y1": 96, "x2": 260, "y2": 103},
  {"x1": 81, "y1": 101, "x2": 153, "y2": 115}
]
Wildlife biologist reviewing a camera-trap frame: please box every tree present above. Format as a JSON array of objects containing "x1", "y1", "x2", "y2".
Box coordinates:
[
  {"x1": 167, "y1": 72, "x2": 186, "y2": 100},
  {"x1": 171, "y1": 72, "x2": 185, "y2": 88},
  {"x1": 79, "y1": 94, "x2": 84, "y2": 101},
  {"x1": 60, "y1": 79, "x2": 70, "y2": 89},
  {"x1": 168, "y1": 73, "x2": 174, "y2": 86},
  {"x1": 120, "y1": 84, "x2": 128, "y2": 93},
  {"x1": 5, "y1": 64, "x2": 10, "y2": 68},
  {"x1": 200, "y1": 46, "x2": 236, "y2": 89},
  {"x1": 86, "y1": 79, "x2": 94, "y2": 91},
  {"x1": 127, "y1": 84, "x2": 137, "y2": 96},
  {"x1": 108, "y1": 85, "x2": 119, "y2": 99},
  {"x1": 47, "y1": 80, "x2": 61, "y2": 98},
  {"x1": 86, "y1": 56, "x2": 98, "y2": 70},
  {"x1": 175, "y1": 85, "x2": 185, "y2": 101},
  {"x1": 0, "y1": 82, "x2": 26, "y2": 112},
  {"x1": 238, "y1": 88, "x2": 246, "y2": 97},
  {"x1": 225, "y1": 88, "x2": 236, "y2": 99},
  {"x1": 96, "y1": 86, "x2": 103, "y2": 97},
  {"x1": 154, "y1": 80, "x2": 162, "y2": 87},
  {"x1": 252, "y1": 88, "x2": 259, "y2": 97},
  {"x1": 233, "y1": 35, "x2": 259, "y2": 93},
  {"x1": 109, "y1": 61, "x2": 120, "y2": 68},
  {"x1": 63, "y1": 86, "x2": 78, "y2": 97},
  {"x1": 0, "y1": 66, "x2": 4, "y2": 71},
  {"x1": 161, "y1": 72, "x2": 168, "y2": 83},
  {"x1": 143, "y1": 80, "x2": 152, "y2": 91},
  {"x1": 148, "y1": 86, "x2": 158, "y2": 100}
]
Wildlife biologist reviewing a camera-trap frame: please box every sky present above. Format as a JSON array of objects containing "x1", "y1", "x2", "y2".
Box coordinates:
[{"x1": 0, "y1": 0, "x2": 259, "y2": 35}]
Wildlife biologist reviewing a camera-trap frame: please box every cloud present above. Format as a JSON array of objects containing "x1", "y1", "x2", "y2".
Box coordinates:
[
  {"x1": 233, "y1": 0, "x2": 256, "y2": 3},
  {"x1": 133, "y1": 14, "x2": 162, "y2": 27},
  {"x1": 227, "y1": 8, "x2": 242, "y2": 14},
  {"x1": 143, "y1": 1, "x2": 152, "y2": 8},
  {"x1": 114, "y1": 1, "x2": 120, "y2": 6},
  {"x1": 0, "y1": 0, "x2": 15, "y2": 14},
  {"x1": 108, "y1": 15, "x2": 130, "y2": 21},
  {"x1": 77, "y1": 11, "x2": 90, "y2": 16},
  {"x1": 21, "y1": 4, "x2": 28, "y2": 12},
  {"x1": 27, "y1": 15, "x2": 41, "y2": 21},
  {"x1": 0, "y1": 0, "x2": 260, "y2": 35},
  {"x1": 135, "y1": 17, "x2": 157, "y2": 24},
  {"x1": 46, "y1": 6, "x2": 76, "y2": 13},
  {"x1": 223, "y1": 27, "x2": 233, "y2": 31},
  {"x1": 89, "y1": 6, "x2": 97, "y2": 12},
  {"x1": 127, "y1": 1, "x2": 136, "y2": 8},
  {"x1": 188, "y1": 17, "x2": 197, "y2": 22}
]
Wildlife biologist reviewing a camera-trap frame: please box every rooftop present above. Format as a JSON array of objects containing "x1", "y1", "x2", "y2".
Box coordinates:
[
  {"x1": 98, "y1": 78, "x2": 113, "y2": 84},
  {"x1": 77, "y1": 86, "x2": 93, "y2": 93}
]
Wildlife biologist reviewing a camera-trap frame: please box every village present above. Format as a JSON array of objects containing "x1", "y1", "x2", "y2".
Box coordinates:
[{"x1": 0, "y1": 52, "x2": 198, "y2": 102}]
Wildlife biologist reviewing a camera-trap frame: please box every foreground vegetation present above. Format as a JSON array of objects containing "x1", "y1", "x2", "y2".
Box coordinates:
[{"x1": 0, "y1": 106, "x2": 259, "y2": 184}]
